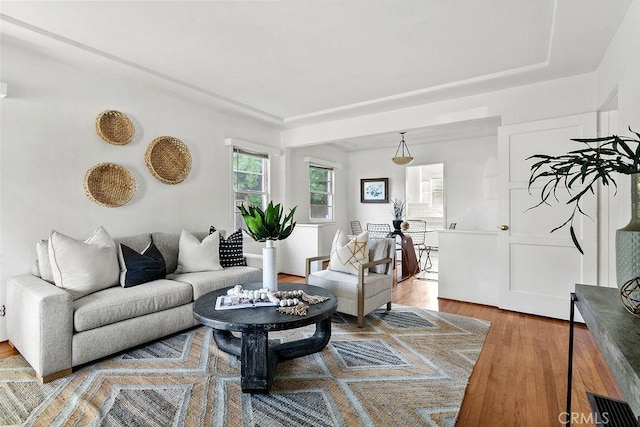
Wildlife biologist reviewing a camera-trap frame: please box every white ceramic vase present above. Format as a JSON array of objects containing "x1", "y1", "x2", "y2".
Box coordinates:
[{"x1": 262, "y1": 240, "x2": 278, "y2": 291}]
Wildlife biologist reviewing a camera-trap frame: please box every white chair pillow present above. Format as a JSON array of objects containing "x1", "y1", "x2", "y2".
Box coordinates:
[
  {"x1": 175, "y1": 229, "x2": 223, "y2": 273},
  {"x1": 48, "y1": 226, "x2": 120, "y2": 300},
  {"x1": 329, "y1": 229, "x2": 369, "y2": 276},
  {"x1": 368, "y1": 238, "x2": 389, "y2": 274}
]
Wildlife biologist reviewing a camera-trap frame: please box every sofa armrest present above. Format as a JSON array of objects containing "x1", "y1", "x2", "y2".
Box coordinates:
[
  {"x1": 244, "y1": 253, "x2": 263, "y2": 269},
  {"x1": 306, "y1": 254, "x2": 331, "y2": 279},
  {"x1": 6, "y1": 274, "x2": 73, "y2": 380}
]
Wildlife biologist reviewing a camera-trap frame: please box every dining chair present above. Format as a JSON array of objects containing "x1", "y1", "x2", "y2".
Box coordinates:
[
  {"x1": 405, "y1": 219, "x2": 427, "y2": 266},
  {"x1": 366, "y1": 223, "x2": 391, "y2": 239},
  {"x1": 350, "y1": 220, "x2": 363, "y2": 235}
]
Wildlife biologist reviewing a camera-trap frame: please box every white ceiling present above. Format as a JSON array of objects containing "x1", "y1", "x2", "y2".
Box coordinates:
[{"x1": 0, "y1": 0, "x2": 633, "y2": 135}]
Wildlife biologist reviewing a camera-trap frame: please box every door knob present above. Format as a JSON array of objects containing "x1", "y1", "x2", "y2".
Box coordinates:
[{"x1": 500, "y1": 225, "x2": 509, "y2": 231}]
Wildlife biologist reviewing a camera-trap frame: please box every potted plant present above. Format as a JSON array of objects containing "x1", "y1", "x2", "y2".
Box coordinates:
[
  {"x1": 527, "y1": 127, "x2": 640, "y2": 287},
  {"x1": 238, "y1": 201, "x2": 297, "y2": 290},
  {"x1": 391, "y1": 198, "x2": 407, "y2": 232}
]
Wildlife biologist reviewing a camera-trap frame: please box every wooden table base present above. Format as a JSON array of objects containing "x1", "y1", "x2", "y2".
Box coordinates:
[{"x1": 213, "y1": 317, "x2": 333, "y2": 393}]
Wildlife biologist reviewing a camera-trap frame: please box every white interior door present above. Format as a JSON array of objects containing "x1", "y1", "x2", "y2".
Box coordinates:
[{"x1": 498, "y1": 113, "x2": 597, "y2": 320}]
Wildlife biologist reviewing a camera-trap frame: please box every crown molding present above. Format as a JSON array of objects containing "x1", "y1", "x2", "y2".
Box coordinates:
[{"x1": 0, "y1": 14, "x2": 284, "y2": 126}]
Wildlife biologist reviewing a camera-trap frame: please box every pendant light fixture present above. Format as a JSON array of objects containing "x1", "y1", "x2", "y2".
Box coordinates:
[{"x1": 392, "y1": 131, "x2": 414, "y2": 165}]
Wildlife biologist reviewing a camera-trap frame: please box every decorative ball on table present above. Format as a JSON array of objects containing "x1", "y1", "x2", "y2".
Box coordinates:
[{"x1": 620, "y1": 276, "x2": 640, "y2": 318}]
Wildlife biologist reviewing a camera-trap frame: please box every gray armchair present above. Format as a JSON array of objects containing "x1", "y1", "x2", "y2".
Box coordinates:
[{"x1": 305, "y1": 237, "x2": 396, "y2": 327}]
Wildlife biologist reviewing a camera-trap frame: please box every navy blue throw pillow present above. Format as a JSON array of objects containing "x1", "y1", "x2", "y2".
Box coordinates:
[
  {"x1": 119, "y1": 242, "x2": 166, "y2": 287},
  {"x1": 219, "y1": 229, "x2": 246, "y2": 267}
]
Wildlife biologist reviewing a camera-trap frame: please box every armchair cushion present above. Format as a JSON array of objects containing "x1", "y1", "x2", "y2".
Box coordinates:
[
  {"x1": 328, "y1": 229, "x2": 369, "y2": 276},
  {"x1": 368, "y1": 238, "x2": 389, "y2": 274},
  {"x1": 308, "y1": 269, "x2": 391, "y2": 299}
]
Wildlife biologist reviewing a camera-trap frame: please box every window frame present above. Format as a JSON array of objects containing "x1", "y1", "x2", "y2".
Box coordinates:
[
  {"x1": 309, "y1": 164, "x2": 335, "y2": 222},
  {"x1": 232, "y1": 147, "x2": 270, "y2": 231}
]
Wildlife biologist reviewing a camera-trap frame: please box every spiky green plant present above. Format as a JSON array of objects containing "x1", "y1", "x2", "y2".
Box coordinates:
[
  {"x1": 528, "y1": 127, "x2": 640, "y2": 254},
  {"x1": 237, "y1": 201, "x2": 297, "y2": 242}
]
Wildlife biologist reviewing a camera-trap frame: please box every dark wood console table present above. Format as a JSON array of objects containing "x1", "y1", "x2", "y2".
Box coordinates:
[
  {"x1": 568, "y1": 284, "x2": 640, "y2": 422},
  {"x1": 389, "y1": 231, "x2": 419, "y2": 282}
]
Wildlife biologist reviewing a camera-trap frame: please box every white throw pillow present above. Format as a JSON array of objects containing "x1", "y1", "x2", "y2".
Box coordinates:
[
  {"x1": 48, "y1": 226, "x2": 120, "y2": 300},
  {"x1": 329, "y1": 229, "x2": 369, "y2": 276},
  {"x1": 175, "y1": 229, "x2": 223, "y2": 273},
  {"x1": 368, "y1": 238, "x2": 390, "y2": 274}
]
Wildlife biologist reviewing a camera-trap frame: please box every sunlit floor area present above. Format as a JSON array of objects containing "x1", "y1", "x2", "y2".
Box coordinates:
[
  {"x1": 278, "y1": 256, "x2": 623, "y2": 425},
  {"x1": 394, "y1": 253, "x2": 439, "y2": 311},
  {"x1": 414, "y1": 250, "x2": 439, "y2": 283}
]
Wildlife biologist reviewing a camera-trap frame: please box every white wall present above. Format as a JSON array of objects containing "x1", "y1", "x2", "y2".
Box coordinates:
[
  {"x1": 0, "y1": 39, "x2": 283, "y2": 339},
  {"x1": 349, "y1": 135, "x2": 498, "y2": 232},
  {"x1": 595, "y1": 0, "x2": 640, "y2": 286},
  {"x1": 596, "y1": 0, "x2": 640, "y2": 131}
]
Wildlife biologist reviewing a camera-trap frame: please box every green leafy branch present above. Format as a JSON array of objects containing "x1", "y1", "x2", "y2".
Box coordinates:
[
  {"x1": 237, "y1": 201, "x2": 297, "y2": 242},
  {"x1": 527, "y1": 127, "x2": 640, "y2": 254}
]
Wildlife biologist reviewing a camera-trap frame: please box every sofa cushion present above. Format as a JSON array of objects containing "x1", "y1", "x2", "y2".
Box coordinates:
[
  {"x1": 114, "y1": 233, "x2": 152, "y2": 254},
  {"x1": 48, "y1": 226, "x2": 120, "y2": 300},
  {"x1": 73, "y1": 279, "x2": 193, "y2": 332},
  {"x1": 219, "y1": 229, "x2": 247, "y2": 267},
  {"x1": 176, "y1": 229, "x2": 223, "y2": 273},
  {"x1": 35, "y1": 239, "x2": 55, "y2": 283},
  {"x1": 118, "y1": 242, "x2": 167, "y2": 287},
  {"x1": 169, "y1": 266, "x2": 262, "y2": 299},
  {"x1": 152, "y1": 231, "x2": 209, "y2": 274},
  {"x1": 151, "y1": 232, "x2": 181, "y2": 274}
]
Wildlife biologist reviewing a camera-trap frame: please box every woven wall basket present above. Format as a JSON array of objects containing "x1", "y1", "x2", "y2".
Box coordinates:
[
  {"x1": 83, "y1": 163, "x2": 136, "y2": 207},
  {"x1": 95, "y1": 110, "x2": 135, "y2": 145},
  {"x1": 145, "y1": 136, "x2": 192, "y2": 184}
]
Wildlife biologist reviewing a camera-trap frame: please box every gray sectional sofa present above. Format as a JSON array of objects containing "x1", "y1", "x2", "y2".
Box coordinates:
[{"x1": 6, "y1": 230, "x2": 262, "y2": 382}]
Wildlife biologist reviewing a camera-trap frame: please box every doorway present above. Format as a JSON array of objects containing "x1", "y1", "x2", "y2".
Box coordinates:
[{"x1": 406, "y1": 163, "x2": 444, "y2": 282}]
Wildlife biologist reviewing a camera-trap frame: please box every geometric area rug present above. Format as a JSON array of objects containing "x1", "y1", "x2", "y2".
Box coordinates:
[{"x1": 0, "y1": 307, "x2": 490, "y2": 426}]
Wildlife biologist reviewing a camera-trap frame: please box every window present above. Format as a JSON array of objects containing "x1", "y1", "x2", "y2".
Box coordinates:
[
  {"x1": 233, "y1": 148, "x2": 268, "y2": 230},
  {"x1": 309, "y1": 165, "x2": 334, "y2": 221},
  {"x1": 420, "y1": 176, "x2": 443, "y2": 211}
]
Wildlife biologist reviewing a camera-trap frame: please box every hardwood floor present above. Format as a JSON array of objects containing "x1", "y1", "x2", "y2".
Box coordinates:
[
  {"x1": 281, "y1": 272, "x2": 623, "y2": 426},
  {"x1": 0, "y1": 340, "x2": 18, "y2": 359},
  {"x1": 0, "y1": 273, "x2": 623, "y2": 425}
]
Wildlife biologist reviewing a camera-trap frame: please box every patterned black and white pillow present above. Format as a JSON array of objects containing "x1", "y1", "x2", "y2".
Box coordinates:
[
  {"x1": 219, "y1": 229, "x2": 246, "y2": 268},
  {"x1": 118, "y1": 241, "x2": 166, "y2": 287}
]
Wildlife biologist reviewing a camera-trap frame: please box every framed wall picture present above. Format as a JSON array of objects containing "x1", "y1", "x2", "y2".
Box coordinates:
[{"x1": 361, "y1": 178, "x2": 389, "y2": 203}]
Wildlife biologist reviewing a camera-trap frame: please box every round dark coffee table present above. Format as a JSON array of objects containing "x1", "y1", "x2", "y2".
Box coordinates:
[{"x1": 193, "y1": 282, "x2": 337, "y2": 393}]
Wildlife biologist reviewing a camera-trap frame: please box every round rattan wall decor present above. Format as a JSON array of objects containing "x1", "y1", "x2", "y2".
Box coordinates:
[
  {"x1": 145, "y1": 136, "x2": 192, "y2": 184},
  {"x1": 83, "y1": 162, "x2": 136, "y2": 207},
  {"x1": 95, "y1": 110, "x2": 135, "y2": 145}
]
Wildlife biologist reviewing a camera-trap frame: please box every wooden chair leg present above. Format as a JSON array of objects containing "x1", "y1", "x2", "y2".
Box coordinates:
[{"x1": 357, "y1": 314, "x2": 364, "y2": 328}]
